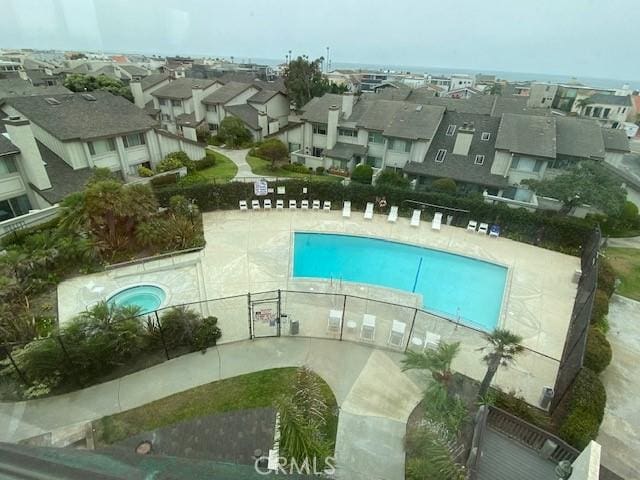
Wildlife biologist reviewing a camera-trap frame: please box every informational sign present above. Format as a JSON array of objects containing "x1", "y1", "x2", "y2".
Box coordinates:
[
  {"x1": 254, "y1": 308, "x2": 274, "y2": 324},
  {"x1": 254, "y1": 178, "x2": 268, "y2": 196},
  {"x1": 277, "y1": 186, "x2": 286, "y2": 195}
]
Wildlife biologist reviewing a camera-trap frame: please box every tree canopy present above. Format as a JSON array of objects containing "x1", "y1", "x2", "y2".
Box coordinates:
[
  {"x1": 523, "y1": 161, "x2": 627, "y2": 215},
  {"x1": 255, "y1": 139, "x2": 289, "y2": 167},
  {"x1": 218, "y1": 116, "x2": 252, "y2": 147},
  {"x1": 63, "y1": 73, "x2": 133, "y2": 102},
  {"x1": 283, "y1": 56, "x2": 349, "y2": 109}
]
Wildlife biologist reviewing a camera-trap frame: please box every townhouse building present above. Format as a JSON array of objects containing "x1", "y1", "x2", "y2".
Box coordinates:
[{"x1": 578, "y1": 93, "x2": 634, "y2": 129}]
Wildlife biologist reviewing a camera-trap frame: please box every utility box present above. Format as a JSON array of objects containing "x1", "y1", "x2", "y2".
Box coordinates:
[
  {"x1": 289, "y1": 318, "x2": 299, "y2": 335},
  {"x1": 540, "y1": 386, "x2": 554, "y2": 409},
  {"x1": 539, "y1": 439, "x2": 558, "y2": 460},
  {"x1": 572, "y1": 269, "x2": 582, "y2": 284}
]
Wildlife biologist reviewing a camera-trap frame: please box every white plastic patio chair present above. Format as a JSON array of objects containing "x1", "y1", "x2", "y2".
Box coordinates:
[
  {"x1": 410, "y1": 209, "x2": 421, "y2": 227},
  {"x1": 342, "y1": 201, "x2": 351, "y2": 218},
  {"x1": 364, "y1": 202, "x2": 374, "y2": 219},
  {"x1": 289, "y1": 199, "x2": 297, "y2": 209},
  {"x1": 312, "y1": 200, "x2": 321, "y2": 210},
  {"x1": 328, "y1": 309, "x2": 342, "y2": 332},
  {"x1": 388, "y1": 206, "x2": 398, "y2": 223},
  {"x1": 478, "y1": 222, "x2": 489, "y2": 235},
  {"x1": 360, "y1": 314, "x2": 376, "y2": 341},
  {"x1": 276, "y1": 199, "x2": 284, "y2": 210},
  {"x1": 467, "y1": 220, "x2": 478, "y2": 232},
  {"x1": 239, "y1": 200, "x2": 248, "y2": 211},
  {"x1": 263, "y1": 199, "x2": 272, "y2": 209},
  {"x1": 424, "y1": 332, "x2": 441, "y2": 350},
  {"x1": 432, "y1": 212, "x2": 442, "y2": 231},
  {"x1": 323, "y1": 201, "x2": 331, "y2": 212},
  {"x1": 388, "y1": 320, "x2": 406, "y2": 348},
  {"x1": 251, "y1": 199, "x2": 260, "y2": 210},
  {"x1": 301, "y1": 199, "x2": 309, "y2": 210}
]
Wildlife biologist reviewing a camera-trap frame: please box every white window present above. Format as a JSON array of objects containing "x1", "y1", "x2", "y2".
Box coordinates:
[
  {"x1": 435, "y1": 149, "x2": 447, "y2": 163},
  {"x1": 338, "y1": 128, "x2": 356, "y2": 137},
  {"x1": 389, "y1": 138, "x2": 411, "y2": 152},
  {"x1": 313, "y1": 124, "x2": 327, "y2": 135},
  {"x1": 474, "y1": 155, "x2": 485, "y2": 165},
  {"x1": 207, "y1": 104, "x2": 217, "y2": 112},
  {"x1": 481, "y1": 132, "x2": 491, "y2": 141},
  {"x1": 208, "y1": 123, "x2": 218, "y2": 131},
  {"x1": 366, "y1": 155, "x2": 383, "y2": 168},
  {"x1": 123, "y1": 133, "x2": 146, "y2": 148},
  {"x1": 171, "y1": 99, "x2": 182, "y2": 107},
  {"x1": 445, "y1": 125, "x2": 456, "y2": 136},
  {"x1": 158, "y1": 98, "x2": 167, "y2": 106},
  {"x1": 0, "y1": 156, "x2": 18, "y2": 175},
  {"x1": 88, "y1": 138, "x2": 116, "y2": 156},
  {"x1": 368, "y1": 132, "x2": 384, "y2": 144},
  {"x1": 312, "y1": 147, "x2": 324, "y2": 157}
]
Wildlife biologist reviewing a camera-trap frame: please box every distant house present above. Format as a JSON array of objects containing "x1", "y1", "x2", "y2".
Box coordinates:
[
  {"x1": 130, "y1": 73, "x2": 171, "y2": 109},
  {"x1": 441, "y1": 86, "x2": 482, "y2": 99},
  {"x1": 578, "y1": 93, "x2": 634, "y2": 129}
]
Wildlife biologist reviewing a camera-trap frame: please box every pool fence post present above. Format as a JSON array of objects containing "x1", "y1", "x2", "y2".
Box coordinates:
[
  {"x1": 155, "y1": 311, "x2": 170, "y2": 360},
  {"x1": 276, "y1": 289, "x2": 282, "y2": 337},
  {"x1": 56, "y1": 335, "x2": 83, "y2": 388},
  {"x1": 3, "y1": 344, "x2": 28, "y2": 386},
  {"x1": 247, "y1": 292, "x2": 253, "y2": 339},
  {"x1": 339, "y1": 295, "x2": 347, "y2": 341},
  {"x1": 406, "y1": 308, "x2": 419, "y2": 352}
]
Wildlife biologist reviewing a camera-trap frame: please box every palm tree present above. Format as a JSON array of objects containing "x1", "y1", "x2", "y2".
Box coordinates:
[
  {"x1": 477, "y1": 328, "x2": 524, "y2": 400},
  {"x1": 575, "y1": 97, "x2": 593, "y2": 115},
  {"x1": 402, "y1": 341, "x2": 460, "y2": 389}
]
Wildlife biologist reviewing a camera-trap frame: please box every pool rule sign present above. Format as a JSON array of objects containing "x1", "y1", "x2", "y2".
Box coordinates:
[{"x1": 254, "y1": 178, "x2": 268, "y2": 196}]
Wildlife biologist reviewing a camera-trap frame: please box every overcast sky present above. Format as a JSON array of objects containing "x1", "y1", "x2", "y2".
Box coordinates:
[{"x1": 2, "y1": 0, "x2": 639, "y2": 81}]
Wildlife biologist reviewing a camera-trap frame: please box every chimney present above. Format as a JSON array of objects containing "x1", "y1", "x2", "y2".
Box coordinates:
[
  {"x1": 191, "y1": 84, "x2": 206, "y2": 123},
  {"x1": 326, "y1": 105, "x2": 339, "y2": 150},
  {"x1": 130, "y1": 79, "x2": 145, "y2": 108},
  {"x1": 341, "y1": 93, "x2": 354, "y2": 118},
  {"x1": 4, "y1": 117, "x2": 52, "y2": 191},
  {"x1": 258, "y1": 111, "x2": 269, "y2": 137}
]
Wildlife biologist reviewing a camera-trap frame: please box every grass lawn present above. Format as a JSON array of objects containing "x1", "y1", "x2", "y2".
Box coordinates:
[
  {"x1": 198, "y1": 150, "x2": 238, "y2": 180},
  {"x1": 93, "y1": 367, "x2": 338, "y2": 449},
  {"x1": 246, "y1": 155, "x2": 344, "y2": 183},
  {"x1": 606, "y1": 247, "x2": 640, "y2": 300}
]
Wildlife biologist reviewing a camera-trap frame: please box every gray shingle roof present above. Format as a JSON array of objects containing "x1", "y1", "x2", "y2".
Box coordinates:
[
  {"x1": 602, "y1": 128, "x2": 631, "y2": 152},
  {"x1": 225, "y1": 104, "x2": 261, "y2": 130},
  {"x1": 325, "y1": 142, "x2": 367, "y2": 160},
  {"x1": 555, "y1": 117, "x2": 605, "y2": 159},
  {"x1": 404, "y1": 112, "x2": 507, "y2": 188},
  {"x1": 355, "y1": 99, "x2": 405, "y2": 131},
  {"x1": 6, "y1": 91, "x2": 158, "y2": 141},
  {"x1": 0, "y1": 134, "x2": 19, "y2": 156},
  {"x1": 495, "y1": 113, "x2": 557, "y2": 158},
  {"x1": 140, "y1": 73, "x2": 170, "y2": 90},
  {"x1": 247, "y1": 89, "x2": 280, "y2": 104},
  {"x1": 300, "y1": 93, "x2": 343, "y2": 123},
  {"x1": 588, "y1": 93, "x2": 632, "y2": 107},
  {"x1": 34, "y1": 141, "x2": 94, "y2": 203},
  {"x1": 0, "y1": 79, "x2": 70, "y2": 100},
  {"x1": 382, "y1": 104, "x2": 445, "y2": 140},
  {"x1": 175, "y1": 112, "x2": 201, "y2": 127},
  {"x1": 202, "y1": 82, "x2": 256, "y2": 105},
  {"x1": 119, "y1": 64, "x2": 148, "y2": 77},
  {"x1": 151, "y1": 78, "x2": 217, "y2": 99}
]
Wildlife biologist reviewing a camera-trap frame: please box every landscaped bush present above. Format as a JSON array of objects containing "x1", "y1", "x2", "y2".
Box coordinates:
[
  {"x1": 591, "y1": 289, "x2": 610, "y2": 324},
  {"x1": 597, "y1": 259, "x2": 616, "y2": 297},
  {"x1": 254, "y1": 139, "x2": 288, "y2": 167},
  {"x1": 154, "y1": 306, "x2": 221, "y2": 351},
  {"x1": 156, "y1": 152, "x2": 190, "y2": 173},
  {"x1": 137, "y1": 166, "x2": 154, "y2": 177},
  {"x1": 316, "y1": 166, "x2": 325, "y2": 175},
  {"x1": 282, "y1": 162, "x2": 311, "y2": 174},
  {"x1": 351, "y1": 164, "x2": 373, "y2": 184},
  {"x1": 207, "y1": 135, "x2": 225, "y2": 146},
  {"x1": 193, "y1": 155, "x2": 216, "y2": 170},
  {"x1": 494, "y1": 390, "x2": 550, "y2": 430},
  {"x1": 583, "y1": 327, "x2": 612, "y2": 374},
  {"x1": 432, "y1": 178, "x2": 457, "y2": 193},
  {"x1": 150, "y1": 173, "x2": 179, "y2": 188},
  {"x1": 557, "y1": 367, "x2": 606, "y2": 449},
  {"x1": 218, "y1": 117, "x2": 252, "y2": 148},
  {"x1": 376, "y1": 169, "x2": 410, "y2": 189}
]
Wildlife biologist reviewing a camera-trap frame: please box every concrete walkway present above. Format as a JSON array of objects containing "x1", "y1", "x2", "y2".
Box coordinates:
[
  {"x1": 606, "y1": 236, "x2": 640, "y2": 249},
  {"x1": 0, "y1": 338, "x2": 422, "y2": 480},
  {"x1": 207, "y1": 146, "x2": 269, "y2": 181}
]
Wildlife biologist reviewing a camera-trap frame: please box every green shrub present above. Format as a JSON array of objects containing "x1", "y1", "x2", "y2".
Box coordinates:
[
  {"x1": 255, "y1": 139, "x2": 288, "y2": 166},
  {"x1": 219, "y1": 117, "x2": 252, "y2": 148},
  {"x1": 597, "y1": 259, "x2": 616, "y2": 297},
  {"x1": 583, "y1": 327, "x2": 612, "y2": 374},
  {"x1": 150, "y1": 173, "x2": 179, "y2": 188},
  {"x1": 207, "y1": 135, "x2": 225, "y2": 146},
  {"x1": 558, "y1": 368, "x2": 606, "y2": 449},
  {"x1": 432, "y1": 178, "x2": 457, "y2": 193},
  {"x1": 137, "y1": 166, "x2": 154, "y2": 177},
  {"x1": 316, "y1": 166, "x2": 325, "y2": 175},
  {"x1": 591, "y1": 289, "x2": 610, "y2": 324},
  {"x1": 156, "y1": 152, "x2": 189, "y2": 173},
  {"x1": 177, "y1": 174, "x2": 207, "y2": 186},
  {"x1": 282, "y1": 162, "x2": 311, "y2": 174},
  {"x1": 494, "y1": 390, "x2": 549, "y2": 430},
  {"x1": 194, "y1": 155, "x2": 216, "y2": 170},
  {"x1": 376, "y1": 169, "x2": 410, "y2": 189},
  {"x1": 193, "y1": 316, "x2": 222, "y2": 351},
  {"x1": 351, "y1": 164, "x2": 373, "y2": 184}
]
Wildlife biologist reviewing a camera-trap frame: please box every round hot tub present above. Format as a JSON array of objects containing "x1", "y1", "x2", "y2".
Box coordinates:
[{"x1": 107, "y1": 285, "x2": 166, "y2": 314}]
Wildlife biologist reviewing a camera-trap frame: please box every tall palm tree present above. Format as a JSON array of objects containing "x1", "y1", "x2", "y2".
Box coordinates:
[
  {"x1": 477, "y1": 328, "x2": 524, "y2": 400},
  {"x1": 402, "y1": 341, "x2": 460, "y2": 389}
]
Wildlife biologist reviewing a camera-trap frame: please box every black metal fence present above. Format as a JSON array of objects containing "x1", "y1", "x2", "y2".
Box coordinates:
[{"x1": 551, "y1": 228, "x2": 601, "y2": 411}]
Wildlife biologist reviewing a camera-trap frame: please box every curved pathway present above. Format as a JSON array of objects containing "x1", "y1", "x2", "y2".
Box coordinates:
[
  {"x1": 207, "y1": 146, "x2": 274, "y2": 181},
  {"x1": 606, "y1": 235, "x2": 640, "y2": 249},
  {"x1": 0, "y1": 338, "x2": 422, "y2": 480}
]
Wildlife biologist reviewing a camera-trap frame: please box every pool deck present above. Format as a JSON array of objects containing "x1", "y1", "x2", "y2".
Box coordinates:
[{"x1": 57, "y1": 209, "x2": 579, "y2": 405}]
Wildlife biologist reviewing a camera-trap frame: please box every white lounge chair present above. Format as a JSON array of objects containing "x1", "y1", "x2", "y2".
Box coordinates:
[
  {"x1": 364, "y1": 202, "x2": 374, "y2": 220},
  {"x1": 467, "y1": 220, "x2": 478, "y2": 232},
  {"x1": 276, "y1": 199, "x2": 284, "y2": 210},
  {"x1": 251, "y1": 199, "x2": 260, "y2": 210},
  {"x1": 424, "y1": 332, "x2": 441, "y2": 350},
  {"x1": 312, "y1": 200, "x2": 321, "y2": 210},
  {"x1": 361, "y1": 314, "x2": 376, "y2": 341},
  {"x1": 388, "y1": 205, "x2": 398, "y2": 223},
  {"x1": 478, "y1": 222, "x2": 489, "y2": 235},
  {"x1": 432, "y1": 212, "x2": 442, "y2": 231},
  {"x1": 323, "y1": 201, "x2": 331, "y2": 212},
  {"x1": 289, "y1": 199, "x2": 297, "y2": 209},
  {"x1": 301, "y1": 199, "x2": 309, "y2": 210},
  {"x1": 263, "y1": 199, "x2": 272, "y2": 209},
  {"x1": 342, "y1": 201, "x2": 351, "y2": 218},
  {"x1": 239, "y1": 200, "x2": 248, "y2": 211},
  {"x1": 328, "y1": 309, "x2": 342, "y2": 332},
  {"x1": 410, "y1": 209, "x2": 421, "y2": 227},
  {"x1": 388, "y1": 320, "x2": 406, "y2": 348}
]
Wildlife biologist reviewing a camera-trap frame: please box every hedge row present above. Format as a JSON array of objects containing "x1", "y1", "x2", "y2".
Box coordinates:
[{"x1": 153, "y1": 180, "x2": 595, "y2": 254}]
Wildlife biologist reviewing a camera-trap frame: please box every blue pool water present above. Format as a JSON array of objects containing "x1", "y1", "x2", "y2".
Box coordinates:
[
  {"x1": 107, "y1": 285, "x2": 166, "y2": 314},
  {"x1": 293, "y1": 233, "x2": 507, "y2": 331}
]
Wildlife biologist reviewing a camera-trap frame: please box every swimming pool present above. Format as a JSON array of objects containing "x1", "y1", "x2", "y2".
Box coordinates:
[
  {"x1": 292, "y1": 233, "x2": 507, "y2": 331},
  {"x1": 107, "y1": 285, "x2": 166, "y2": 314}
]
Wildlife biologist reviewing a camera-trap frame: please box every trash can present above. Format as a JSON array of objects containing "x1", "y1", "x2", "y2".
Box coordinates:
[
  {"x1": 540, "y1": 386, "x2": 554, "y2": 409},
  {"x1": 446, "y1": 215, "x2": 453, "y2": 225},
  {"x1": 289, "y1": 318, "x2": 299, "y2": 335}
]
